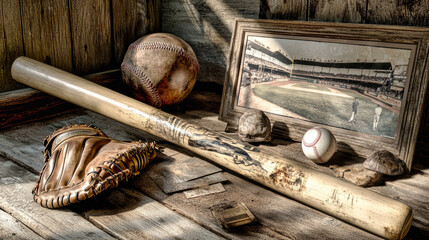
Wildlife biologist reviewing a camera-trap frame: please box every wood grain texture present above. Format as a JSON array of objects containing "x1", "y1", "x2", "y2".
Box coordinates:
[
  {"x1": 112, "y1": 0, "x2": 148, "y2": 65},
  {"x1": 134, "y1": 150, "x2": 379, "y2": 240},
  {"x1": 0, "y1": 209, "x2": 43, "y2": 240},
  {"x1": 0, "y1": 70, "x2": 121, "y2": 130},
  {"x1": 21, "y1": 0, "x2": 73, "y2": 72},
  {"x1": 308, "y1": 0, "x2": 367, "y2": 23},
  {"x1": 0, "y1": 110, "x2": 161, "y2": 173},
  {"x1": 69, "y1": 0, "x2": 112, "y2": 74},
  {"x1": 260, "y1": 0, "x2": 307, "y2": 20},
  {"x1": 0, "y1": 134, "x2": 219, "y2": 239},
  {"x1": 0, "y1": 0, "x2": 24, "y2": 92},
  {"x1": 0, "y1": 157, "x2": 115, "y2": 240},
  {"x1": 371, "y1": 168, "x2": 429, "y2": 236},
  {"x1": 367, "y1": 0, "x2": 429, "y2": 26},
  {"x1": 1, "y1": 107, "x2": 428, "y2": 239},
  {"x1": 145, "y1": 0, "x2": 161, "y2": 33},
  {"x1": 0, "y1": 88, "x2": 76, "y2": 131},
  {"x1": 83, "y1": 188, "x2": 223, "y2": 239},
  {"x1": 162, "y1": 0, "x2": 259, "y2": 84}
]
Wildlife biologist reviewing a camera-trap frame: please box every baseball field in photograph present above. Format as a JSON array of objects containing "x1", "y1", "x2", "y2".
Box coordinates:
[{"x1": 249, "y1": 81, "x2": 399, "y2": 138}]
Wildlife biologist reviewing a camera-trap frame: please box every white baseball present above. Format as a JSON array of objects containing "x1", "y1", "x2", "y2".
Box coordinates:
[{"x1": 301, "y1": 127, "x2": 337, "y2": 163}]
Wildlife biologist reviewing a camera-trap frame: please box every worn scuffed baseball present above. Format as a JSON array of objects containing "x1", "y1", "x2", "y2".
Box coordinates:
[
  {"x1": 238, "y1": 110, "x2": 271, "y2": 142},
  {"x1": 121, "y1": 33, "x2": 199, "y2": 108},
  {"x1": 301, "y1": 127, "x2": 337, "y2": 163}
]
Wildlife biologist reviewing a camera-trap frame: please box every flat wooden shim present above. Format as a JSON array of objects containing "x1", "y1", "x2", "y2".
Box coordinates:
[
  {"x1": 210, "y1": 201, "x2": 256, "y2": 229},
  {"x1": 11, "y1": 57, "x2": 413, "y2": 240},
  {"x1": 183, "y1": 183, "x2": 226, "y2": 198}
]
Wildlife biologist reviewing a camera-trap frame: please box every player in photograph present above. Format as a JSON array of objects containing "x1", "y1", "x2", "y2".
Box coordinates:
[
  {"x1": 348, "y1": 97, "x2": 359, "y2": 124},
  {"x1": 373, "y1": 105, "x2": 383, "y2": 130}
]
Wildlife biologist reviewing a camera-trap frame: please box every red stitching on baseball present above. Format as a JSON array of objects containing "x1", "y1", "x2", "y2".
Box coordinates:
[
  {"x1": 312, "y1": 146, "x2": 323, "y2": 163},
  {"x1": 303, "y1": 128, "x2": 322, "y2": 148},
  {"x1": 129, "y1": 42, "x2": 200, "y2": 71},
  {"x1": 121, "y1": 62, "x2": 162, "y2": 108}
]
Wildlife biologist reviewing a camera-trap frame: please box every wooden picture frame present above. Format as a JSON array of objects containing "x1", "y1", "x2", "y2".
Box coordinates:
[{"x1": 220, "y1": 19, "x2": 429, "y2": 169}]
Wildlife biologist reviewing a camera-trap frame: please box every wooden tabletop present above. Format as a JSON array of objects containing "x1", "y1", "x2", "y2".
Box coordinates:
[{"x1": 0, "y1": 105, "x2": 428, "y2": 239}]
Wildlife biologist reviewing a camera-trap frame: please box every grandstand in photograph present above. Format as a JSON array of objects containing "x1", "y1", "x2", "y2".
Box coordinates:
[
  {"x1": 241, "y1": 39, "x2": 292, "y2": 86},
  {"x1": 238, "y1": 36, "x2": 412, "y2": 137},
  {"x1": 240, "y1": 37, "x2": 409, "y2": 110},
  {"x1": 291, "y1": 59, "x2": 406, "y2": 110}
]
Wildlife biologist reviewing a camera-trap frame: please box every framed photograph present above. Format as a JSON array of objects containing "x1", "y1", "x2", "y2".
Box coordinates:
[{"x1": 220, "y1": 19, "x2": 429, "y2": 169}]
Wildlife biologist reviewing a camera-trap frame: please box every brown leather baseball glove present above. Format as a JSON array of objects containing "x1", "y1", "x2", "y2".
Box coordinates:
[{"x1": 33, "y1": 124, "x2": 158, "y2": 208}]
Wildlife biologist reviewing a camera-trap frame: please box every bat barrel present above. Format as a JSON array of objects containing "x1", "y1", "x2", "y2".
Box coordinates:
[{"x1": 12, "y1": 57, "x2": 412, "y2": 239}]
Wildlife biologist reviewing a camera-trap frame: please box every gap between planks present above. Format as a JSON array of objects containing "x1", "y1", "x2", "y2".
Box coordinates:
[{"x1": 0, "y1": 152, "x2": 223, "y2": 239}]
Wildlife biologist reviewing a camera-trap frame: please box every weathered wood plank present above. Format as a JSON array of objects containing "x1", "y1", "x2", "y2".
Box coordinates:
[
  {"x1": 308, "y1": 0, "x2": 367, "y2": 23},
  {"x1": 0, "y1": 70, "x2": 121, "y2": 130},
  {"x1": 179, "y1": 110, "x2": 228, "y2": 132},
  {"x1": 162, "y1": 0, "x2": 259, "y2": 84},
  {"x1": 1, "y1": 105, "x2": 428, "y2": 239},
  {"x1": 146, "y1": 0, "x2": 162, "y2": 33},
  {"x1": 148, "y1": 152, "x2": 228, "y2": 194},
  {"x1": 0, "y1": 209, "x2": 43, "y2": 240},
  {"x1": 20, "y1": 0, "x2": 43, "y2": 65},
  {"x1": 0, "y1": 156, "x2": 40, "y2": 184},
  {"x1": 0, "y1": 0, "x2": 24, "y2": 92},
  {"x1": 370, "y1": 184, "x2": 429, "y2": 235},
  {"x1": 1, "y1": 140, "x2": 219, "y2": 239},
  {"x1": 111, "y1": 0, "x2": 162, "y2": 65},
  {"x1": 0, "y1": 110, "x2": 161, "y2": 173},
  {"x1": 133, "y1": 179, "x2": 291, "y2": 239},
  {"x1": 21, "y1": 0, "x2": 73, "y2": 72},
  {"x1": 41, "y1": 0, "x2": 73, "y2": 72},
  {"x1": 69, "y1": 0, "x2": 112, "y2": 74},
  {"x1": 133, "y1": 153, "x2": 380, "y2": 240},
  {"x1": 112, "y1": 0, "x2": 137, "y2": 65},
  {"x1": 112, "y1": 0, "x2": 143, "y2": 65},
  {"x1": 0, "y1": 88, "x2": 77, "y2": 131},
  {"x1": 256, "y1": 130, "x2": 429, "y2": 237},
  {"x1": 386, "y1": 172, "x2": 429, "y2": 196},
  {"x1": 82, "y1": 187, "x2": 223, "y2": 239},
  {"x1": 0, "y1": 156, "x2": 115, "y2": 240},
  {"x1": 367, "y1": 0, "x2": 429, "y2": 26},
  {"x1": 260, "y1": 0, "x2": 307, "y2": 20}
]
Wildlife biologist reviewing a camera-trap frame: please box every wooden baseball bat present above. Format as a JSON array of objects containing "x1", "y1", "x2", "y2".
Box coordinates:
[{"x1": 12, "y1": 57, "x2": 412, "y2": 240}]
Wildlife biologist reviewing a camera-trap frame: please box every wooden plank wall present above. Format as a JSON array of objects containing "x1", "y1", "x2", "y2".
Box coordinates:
[
  {"x1": 260, "y1": 0, "x2": 429, "y2": 163},
  {"x1": 162, "y1": 0, "x2": 260, "y2": 85},
  {"x1": 260, "y1": 0, "x2": 429, "y2": 26},
  {"x1": 0, "y1": 0, "x2": 161, "y2": 93}
]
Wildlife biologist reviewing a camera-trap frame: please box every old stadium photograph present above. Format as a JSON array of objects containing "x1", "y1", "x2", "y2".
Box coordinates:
[{"x1": 236, "y1": 35, "x2": 413, "y2": 139}]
